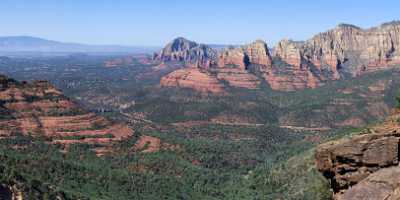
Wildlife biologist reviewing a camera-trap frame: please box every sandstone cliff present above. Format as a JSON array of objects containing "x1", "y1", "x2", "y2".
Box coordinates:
[
  {"x1": 158, "y1": 21, "x2": 400, "y2": 92},
  {"x1": 153, "y1": 37, "x2": 217, "y2": 68},
  {"x1": 218, "y1": 40, "x2": 272, "y2": 69},
  {"x1": 160, "y1": 67, "x2": 225, "y2": 94},
  {"x1": 276, "y1": 21, "x2": 400, "y2": 77},
  {"x1": 305, "y1": 22, "x2": 400, "y2": 73},
  {"x1": 273, "y1": 39, "x2": 304, "y2": 68},
  {"x1": 316, "y1": 112, "x2": 400, "y2": 200},
  {"x1": 0, "y1": 74, "x2": 134, "y2": 150},
  {"x1": 269, "y1": 21, "x2": 400, "y2": 90}
]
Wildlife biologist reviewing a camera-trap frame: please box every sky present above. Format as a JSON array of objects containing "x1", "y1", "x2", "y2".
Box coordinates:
[{"x1": 0, "y1": 0, "x2": 399, "y2": 46}]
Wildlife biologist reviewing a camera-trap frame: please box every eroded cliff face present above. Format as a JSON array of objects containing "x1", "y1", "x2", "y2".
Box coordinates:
[
  {"x1": 261, "y1": 65, "x2": 323, "y2": 91},
  {"x1": 0, "y1": 75, "x2": 133, "y2": 151},
  {"x1": 159, "y1": 39, "x2": 270, "y2": 93},
  {"x1": 160, "y1": 67, "x2": 225, "y2": 94},
  {"x1": 153, "y1": 37, "x2": 217, "y2": 68},
  {"x1": 278, "y1": 22, "x2": 400, "y2": 77},
  {"x1": 218, "y1": 40, "x2": 272, "y2": 69},
  {"x1": 273, "y1": 39, "x2": 304, "y2": 68},
  {"x1": 157, "y1": 21, "x2": 400, "y2": 93},
  {"x1": 304, "y1": 22, "x2": 400, "y2": 74},
  {"x1": 316, "y1": 113, "x2": 400, "y2": 200}
]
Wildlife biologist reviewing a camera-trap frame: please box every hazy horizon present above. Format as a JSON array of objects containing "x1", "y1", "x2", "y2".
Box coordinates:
[{"x1": 1, "y1": 0, "x2": 399, "y2": 46}]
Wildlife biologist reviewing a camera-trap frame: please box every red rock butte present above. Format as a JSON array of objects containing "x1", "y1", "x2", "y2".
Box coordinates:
[
  {"x1": 0, "y1": 74, "x2": 134, "y2": 151},
  {"x1": 155, "y1": 21, "x2": 400, "y2": 93}
]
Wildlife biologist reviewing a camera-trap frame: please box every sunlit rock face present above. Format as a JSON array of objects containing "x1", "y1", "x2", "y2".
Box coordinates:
[
  {"x1": 273, "y1": 39, "x2": 304, "y2": 68},
  {"x1": 160, "y1": 67, "x2": 225, "y2": 94},
  {"x1": 265, "y1": 21, "x2": 400, "y2": 91},
  {"x1": 316, "y1": 113, "x2": 400, "y2": 200},
  {"x1": 273, "y1": 21, "x2": 400, "y2": 80},
  {"x1": 153, "y1": 37, "x2": 217, "y2": 68},
  {"x1": 301, "y1": 21, "x2": 400, "y2": 75},
  {"x1": 157, "y1": 21, "x2": 400, "y2": 92},
  {"x1": 0, "y1": 74, "x2": 133, "y2": 148},
  {"x1": 218, "y1": 40, "x2": 272, "y2": 69}
]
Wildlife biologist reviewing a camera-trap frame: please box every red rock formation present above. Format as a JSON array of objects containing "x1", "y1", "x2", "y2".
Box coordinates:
[
  {"x1": 242, "y1": 40, "x2": 273, "y2": 66},
  {"x1": 218, "y1": 47, "x2": 247, "y2": 69},
  {"x1": 160, "y1": 67, "x2": 225, "y2": 94},
  {"x1": 263, "y1": 68, "x2": 322, "y2": 91},
  {"x1": 216, "y1": 68, "x2": 261, "y2": 89},
  {"x1": 273, "y1": 39, "x2": 304, "y2": 68},
  {"x1": 218, "y1": 40, "x2": 272, "y2": 69},
  {"x1": 316, "y1": 113, "x2": 400, "y2": 199},
  {"x1": 0, "y1": 75, "x2": 134, "y2": 149},
  {"x1": 336, "y1": 167, "x2": 400, "y2": 200},
  {"x1": 302, "y1": 22, "x2": 400, "y2": 76},
  {"x1": 157, "y1": 21, "x2": 400, "y2": 92},
  {"x1": 153, "y1": 37, "x2": 217, "y2": 68}
]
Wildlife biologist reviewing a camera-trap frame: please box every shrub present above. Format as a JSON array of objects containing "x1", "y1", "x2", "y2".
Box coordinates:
[{"x1": 397, "y1": 91, "x2": 400, "y2": 109}]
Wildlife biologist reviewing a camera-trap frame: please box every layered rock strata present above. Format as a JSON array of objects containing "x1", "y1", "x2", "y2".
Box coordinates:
[
  {"x1": 0, "y1": 74, "x2": 133, "y2": 147},
  {"x1": 218, "y1": 40, "x2": 272, "y2": 69},
  {"x1": 160, "y1": 68, "x2": 225, "y2": 94},
  {"x1": 157, "y1": 21, "x2": 400, "y2": 92},
  {"x1": 153, "y1": 37, "x2": 217, "y2": 68},
  {"x1": 316, "y1": 113, "x2": 400, "y2": 199}
]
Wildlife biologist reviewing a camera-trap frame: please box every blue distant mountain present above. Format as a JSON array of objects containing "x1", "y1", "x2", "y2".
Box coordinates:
[{"x1": 0, "y1": 36, "x2": 160, "y2": 53}]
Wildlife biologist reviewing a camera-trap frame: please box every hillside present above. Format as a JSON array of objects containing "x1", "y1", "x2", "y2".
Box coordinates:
[{"x1": 0, "y1": 74, "x2": 134, "y2": 154}]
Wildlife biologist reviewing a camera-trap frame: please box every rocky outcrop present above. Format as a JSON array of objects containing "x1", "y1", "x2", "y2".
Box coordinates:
[
  {"x1": 158, "y1": 39, "x2": 271, "y2": 92},
  {"x1": 316, "y1": 113, "x2": 400, "y2": 199},
  {"x1": 273, "y1": 39, "x2": 304, "y2": 68},
  {"x1": 155, "y1": 37, "x2": 272, "y2": 69},
  {"x1": 0, "y1": 74, "x2": 134, "y2": 150},
  {"x1": 216, "y1": 68, "x2": 261, "y2": 89},
  {"x1": 218, "y1": 40, "x2": 272, "y2": 69},
  {"x1": 160, "y1": 68, "x2": 225, "y2": 94},
  {"x1": 298, "y1": 21, "x2": 400, "y2": 77},
  {"x1": 218, "y1": 46, "x2": 248, "y2": 69},
  {"x1": 157, "y1": 21, "x2": 400, "y2": 93},
  {"x1": 262, "y1": 65, "x2": 323, "y2": 91},
  {"x1": 153, "y1": 37, "x2": 217, "y2": 68},
  {"x1": 337, "y1": 167, "x2": 400, "y2": 200}
]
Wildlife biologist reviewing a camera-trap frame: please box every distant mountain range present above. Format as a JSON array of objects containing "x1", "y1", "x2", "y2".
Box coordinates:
[{"x1": 0, "y1": 36, "x2": 160, "y2": 54}]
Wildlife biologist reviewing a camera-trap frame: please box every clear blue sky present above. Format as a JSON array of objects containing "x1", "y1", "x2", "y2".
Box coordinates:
[{"x1": 0, "y1": 0, "x2": 399, "y2": 46}]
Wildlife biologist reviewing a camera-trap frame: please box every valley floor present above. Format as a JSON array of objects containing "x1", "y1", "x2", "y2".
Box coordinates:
[{"x1": 0, "y1": 55, "x2": 399, "y2": 199}]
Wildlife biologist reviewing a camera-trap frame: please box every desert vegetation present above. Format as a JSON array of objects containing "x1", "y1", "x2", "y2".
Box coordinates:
[{"x1": 0, "y1": 55, "x2": 399, "y2": 199}]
